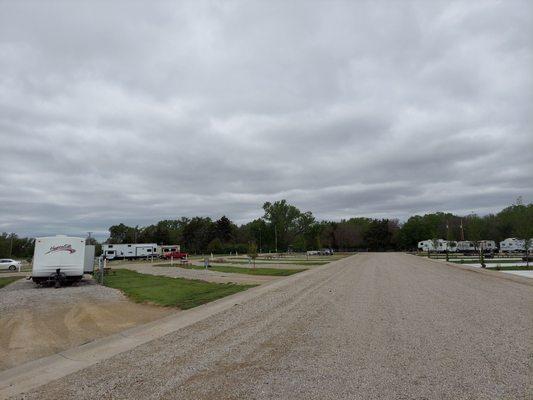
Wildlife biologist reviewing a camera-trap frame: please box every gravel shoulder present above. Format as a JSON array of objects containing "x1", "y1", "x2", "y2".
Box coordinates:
[{"x1": 10, "y1": 253, "x2": 533, "y2": 399}]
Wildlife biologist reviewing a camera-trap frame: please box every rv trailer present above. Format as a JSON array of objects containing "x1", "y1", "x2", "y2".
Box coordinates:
[
  {"x1": 84, "y1": 245, "x2": 95, "y2": 274},
  {"x1": 417, "y1": 240, "x2": 435, "y2": 252},
  {"x1": 456, "y1": 241, "x2": 477, "y2": 254},
  {"x1": 499, "y1": 238, "x2": 525, "y2": 253},
  {"x1": 478, "y1": 240, "x2": 498, "y2": 253},
  {"x1": 102, "y1": 243, "x2": 158, "y2": 260},
  {"x1": 32, "y1": 236, "x2": 86, "y2": 287},
  {"x1": 418, "y1": 239, "x2": 455, "y2": 253}
]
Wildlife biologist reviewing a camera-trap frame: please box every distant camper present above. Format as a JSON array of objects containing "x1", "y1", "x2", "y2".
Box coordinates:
[
  {"x1": 418, "y1": 239, "x2": 456, "y2": 253},
  {"x1": 477, "y1": 240, "x2": 497, "y2": 253},
  {"x1": 499, "y1": 238, "x2": 526, "y2": 253},
  {"x1": 102, "y1": 243, "x2": 158, "y2": 260},
  {"x1": 32, "y1": 235, "x2": 94, "y2": 286},
  {"x1": 456, "y1": 241, "x2": 476, "y2": 254}
]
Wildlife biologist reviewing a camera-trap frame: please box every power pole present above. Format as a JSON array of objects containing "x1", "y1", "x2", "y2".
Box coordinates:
[
  {"x1": 9, "y1": 234, "x2": 14, "y2": 257},
  {"x1": 274, "y1": 225, "x2": 278, "y2": 253}
]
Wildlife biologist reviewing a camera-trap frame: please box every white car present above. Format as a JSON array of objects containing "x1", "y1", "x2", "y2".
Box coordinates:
[{"x1": 0, "y1": 258, "x2": 22, "y2": 271}]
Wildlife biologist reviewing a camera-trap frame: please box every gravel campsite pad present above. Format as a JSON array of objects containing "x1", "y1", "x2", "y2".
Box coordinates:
[{"x1": 0, "y1": 277, "x2": 172, "y2": 371}]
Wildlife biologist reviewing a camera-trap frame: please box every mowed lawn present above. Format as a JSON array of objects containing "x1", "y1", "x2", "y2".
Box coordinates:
[
  {"x1": 104, "y1": 269, "x2": 255, "y2": 309},
  {"x1": 155, "y1": 263, "x2": 307, "y2": 276},
  {"x1": 0, "y1": 276, "x2": 20, "y2": 289}
]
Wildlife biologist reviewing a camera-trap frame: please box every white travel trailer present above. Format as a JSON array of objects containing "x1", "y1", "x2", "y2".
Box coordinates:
[
  {"x1": 102, "y1": 243, "x2": 158, "y2": 260},
  {"x1": 457, "y1": 241, "x2": 477, "y2": 254},
  {"x1": 418, "y1": 240, "x2": 434, "y2": 252},
  {"x1": 499, "y1": 238, "x2": 525, "y2": 253},
  {"x1": 32, "y1": 236, "x2": 86, "y2": 286},
  {"x1": 478, "y1": 240, "x2": 498, "y2": 253},
  {"x1": 418, "y1": 239, "x2": 455, "y2": 253},
  {"x1": 84, "y1": 245, "x2": 95, "y2": 274},
  {"x1": 447, "y1": 241, "x2": 458, "y2": 252}
]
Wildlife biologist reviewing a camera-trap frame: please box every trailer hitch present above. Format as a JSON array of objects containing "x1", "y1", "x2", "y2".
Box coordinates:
[{"x1": 50, "y1": 268, "x2": 66, "y2": 288}]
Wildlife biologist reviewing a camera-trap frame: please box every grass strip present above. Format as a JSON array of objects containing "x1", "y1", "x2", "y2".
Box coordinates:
[
  {"x1": 219, "y1": 260, "x2": 328, "y2": 266},
  {"x1": 452, "y1": 259, "x2": 523, "y2": 264},
  {"x1": 104, "y1": 269, "x2": 255, "y2": 309},
  {"x1": 486, "y1": 265, "x2": 533, "y2": 271},
  {"x1": 0, "y1": 276, "x2": 21, "y2": 289},
  {"x1": 154, "y1": 263, "x2": 306, "y2": 276}
]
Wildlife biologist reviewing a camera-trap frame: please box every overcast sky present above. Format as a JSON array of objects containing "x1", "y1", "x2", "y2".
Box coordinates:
[{"x1": 1, "y1": 0, "x2": 532, "y2": 239}]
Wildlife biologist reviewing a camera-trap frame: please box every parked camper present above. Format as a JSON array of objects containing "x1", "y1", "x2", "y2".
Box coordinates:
[
  {"x1": 478, "y1": 240, "x2": 498, "y2": 253},
  {"x1": 500, "y1": 238, "x2": 525, "y2": 253},
  {"x1": 417, "y1": 239, "x2": 454, "y2": 253},
  {"x1": 446, "y1": 241, "x2": 458, "y2": 252},
  {"x1": 102, "y1": 243, "x2": 158, "y2": 260},
  {"x1": 32, "y1": 236, "x2": 86, "y2": 287},
  {"x1": 417, "y1": 240, "x2": 434, "y2": 252},
  {"x1": 457, "y1": 241, "x2": 476, "y2": 254},
  {"x1": 84, "y1": 245, "x2": 95, "y2": 273}
]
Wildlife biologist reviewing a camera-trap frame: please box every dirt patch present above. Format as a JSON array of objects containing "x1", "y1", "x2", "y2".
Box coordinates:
[{"x1": 0, "y1": 278, "x2": 173, "y2": 371}]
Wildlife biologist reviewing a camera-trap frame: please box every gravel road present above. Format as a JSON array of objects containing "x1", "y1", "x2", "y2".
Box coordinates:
[{"x1": 15, "y1": 253, "x2": 532, "y2": 399}]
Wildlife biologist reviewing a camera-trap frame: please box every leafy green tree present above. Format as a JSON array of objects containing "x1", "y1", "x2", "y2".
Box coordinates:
[
  {"x1": 247, "y1": 241, "x2": 258, "y2": 268},
  {"x1": 207, "y1": 238, "x2": 224, "y2": 254}
]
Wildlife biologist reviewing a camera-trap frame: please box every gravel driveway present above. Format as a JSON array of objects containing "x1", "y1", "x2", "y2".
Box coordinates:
[
  {"x1": 14, "y1": 253, "x2": 532, "y2": 399},
  {"x1": 113, "y1": 262, "x2": 280, "y2": 284},
  {"x1": 0, "y1": 278, "x2": 171, "y2": 371}
]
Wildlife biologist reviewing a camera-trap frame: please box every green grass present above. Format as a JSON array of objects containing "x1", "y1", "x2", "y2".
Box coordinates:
[
  {"x1": 103, "y1": 269, "x2": 255, "y2": 309},
  {"x1": 219, "y1": 259, "x2": 328, "y2": 266},
  {"x1": 452, "y1": 259, "x2": 522, "y2": 264},
  {"x1": 487, "y1": 265, "x2": 533, "y2": 271},
  {"x1": 154, "y1": 263, "x2": 306, "y2": 276},
  {"x1": 0, "y1": 276, "x2": 21, "y2": 289}
]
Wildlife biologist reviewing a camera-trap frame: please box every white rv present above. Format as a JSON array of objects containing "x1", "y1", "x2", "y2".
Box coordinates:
[
  {"x1": 478, "y1": 240, "x2": 498, "y2": 253},
  {"x1": 499, "y1": 238, "x2": 525, "y2": 253},
  {"x1": 84, "y1": 245, "x2": 96, "y2": 274},
  {"x1": 32, "y1": 236, "x2": 87, "y2": 286},
  {"x1": 457, "y1": 241, "x2": 476, "y2": 254},
  {"x1": 102, "y1": 243, "x2": 158, "y2": 260},
  {"x1": 446, "y1": 241, "x2": 458, "y2": 252},
  {"x1": 418, "y1": 239, "x2": 454, "y2": 253},
  {"x1": 418, "y1": 240, "x2": 436, "y2": 252}
]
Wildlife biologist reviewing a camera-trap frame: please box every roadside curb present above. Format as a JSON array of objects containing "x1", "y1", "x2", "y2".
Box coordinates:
[{"x1": 0, "y1": 257, "x2": 345, "y2": 399}]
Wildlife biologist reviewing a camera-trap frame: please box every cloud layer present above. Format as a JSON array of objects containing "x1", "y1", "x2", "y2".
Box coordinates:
[{"x1": 1, "y1": 0, "x2": 532, "y2": 238}]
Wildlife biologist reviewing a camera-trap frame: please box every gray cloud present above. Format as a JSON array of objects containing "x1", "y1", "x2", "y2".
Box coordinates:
[{"x1": 1, "y1": 0, "x2": 532, "y2": 239}]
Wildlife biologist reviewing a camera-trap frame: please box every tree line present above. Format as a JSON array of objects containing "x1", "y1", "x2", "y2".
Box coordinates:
[{"x1": 1, "y1": 199, "x2": 531, "y2": 258}]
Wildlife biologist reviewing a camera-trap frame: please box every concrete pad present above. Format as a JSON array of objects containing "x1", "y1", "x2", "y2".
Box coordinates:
[{"x1": 502, "y1": 270, "x2": 533, "y2": 278}]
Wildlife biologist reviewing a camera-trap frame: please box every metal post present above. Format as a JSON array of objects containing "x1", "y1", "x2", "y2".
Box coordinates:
[
  {"x1": 9, "y1": 234, "x2": 13, "y2": 257},
  {"x1": 101, "y1": 258, "x2": 106, "y2": 284},
  {"x1": 171, "y1": 256, "x2": 174, "y2": 267}
]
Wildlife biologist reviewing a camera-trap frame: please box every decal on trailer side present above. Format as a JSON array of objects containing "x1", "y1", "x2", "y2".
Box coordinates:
[{"x1": 45, "y1": 244, "x2": 77, "y2": 254}]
